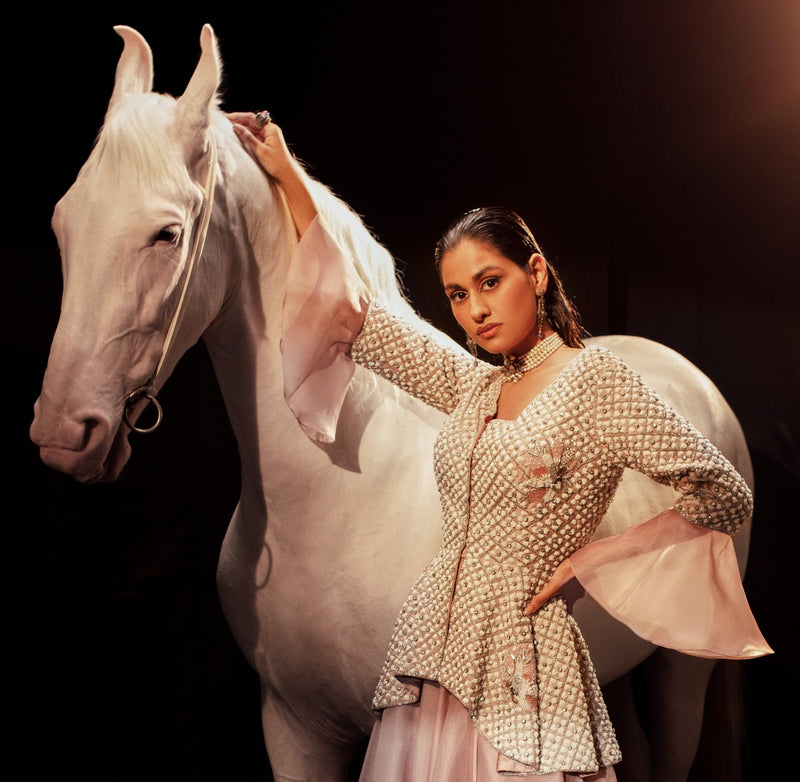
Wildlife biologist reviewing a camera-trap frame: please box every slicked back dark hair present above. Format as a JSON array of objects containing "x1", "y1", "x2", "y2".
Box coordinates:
[{"x1": 434, "y1": 206, "x2": 586, "y2": 348}]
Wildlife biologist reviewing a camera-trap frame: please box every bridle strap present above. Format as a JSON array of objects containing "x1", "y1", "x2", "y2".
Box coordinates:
[{"x1": 124, "y1": 133, "x2": 218, "y2": 434}]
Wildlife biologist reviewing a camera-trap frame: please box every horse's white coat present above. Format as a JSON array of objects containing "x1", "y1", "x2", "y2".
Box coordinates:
[{"x1": 30, "y1": 25, "x2": 753, "y2": 782}]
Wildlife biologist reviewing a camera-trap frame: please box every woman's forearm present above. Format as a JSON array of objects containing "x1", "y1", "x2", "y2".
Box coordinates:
[{"x1": 276, "y1": 162, "x2": 318, "y2": 238}]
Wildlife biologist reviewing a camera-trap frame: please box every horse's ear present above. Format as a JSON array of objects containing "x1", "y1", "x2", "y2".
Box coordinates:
[
  {"x1": 106, "y1": 26, "x2": 154, "y2": 118},
  {"x1": 175, "y1": 24, "x2": 222, "y2": 142}
]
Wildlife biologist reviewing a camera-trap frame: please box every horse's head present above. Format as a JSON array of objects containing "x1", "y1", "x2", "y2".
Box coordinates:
[{"x1": 30, "y1": 25, "x2": 230, "y2": 483}]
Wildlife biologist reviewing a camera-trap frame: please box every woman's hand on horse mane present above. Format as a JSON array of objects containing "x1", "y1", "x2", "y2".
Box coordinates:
[
  {"x1": 227, "y1": 112, "x2": 318, "y2": 238},
  {"x1": 226, "y1": 112, "x2": 293, "y2": 180},
  {"x1": 524, "y1": 558, "x2": 581, "y2": 616}
]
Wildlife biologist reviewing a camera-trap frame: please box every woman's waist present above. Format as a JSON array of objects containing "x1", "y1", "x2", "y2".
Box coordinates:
[{"x1": 440, "y1": 529, "x2": 587, "y2": 575}]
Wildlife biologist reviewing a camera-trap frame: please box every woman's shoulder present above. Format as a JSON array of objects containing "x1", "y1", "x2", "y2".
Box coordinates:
[
  {"x1": 572, "y1": 343, "x2": 632, "y2": 374},
  {"x1": 560, "y1": 343, "x2": 624, "y2": 374},
  {"x1": 553, "y1": 345, "x2": 639, "y2": 398}
]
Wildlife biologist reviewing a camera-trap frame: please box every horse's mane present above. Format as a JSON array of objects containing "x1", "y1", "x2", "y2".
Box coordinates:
[{"x1": 310, "y1": 180, "x2": 454, "y2": 345}]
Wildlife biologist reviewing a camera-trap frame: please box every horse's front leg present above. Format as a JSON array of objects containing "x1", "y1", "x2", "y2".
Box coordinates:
[{"x1": 261, "y1": 688, "x2": 369, "y2": 782}]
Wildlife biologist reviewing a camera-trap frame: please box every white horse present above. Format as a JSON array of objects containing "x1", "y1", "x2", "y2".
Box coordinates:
[{"x1": 30, "y1": 25, "x2": 753, "y2": 782}]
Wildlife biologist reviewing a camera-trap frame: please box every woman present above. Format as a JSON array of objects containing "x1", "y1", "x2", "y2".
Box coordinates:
[{"x1": 229, "y1": 113, "x2": 771, "y2": 780}]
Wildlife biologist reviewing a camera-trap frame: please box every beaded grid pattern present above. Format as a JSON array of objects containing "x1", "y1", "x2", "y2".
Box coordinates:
[{"x1": 352, "y1": 301, "x2": 752, "y2": 772}]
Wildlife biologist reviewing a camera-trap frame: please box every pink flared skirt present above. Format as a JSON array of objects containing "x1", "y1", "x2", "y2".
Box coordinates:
[{"x1": 358, "y1": 680, "x2": 617, "y2": 782}]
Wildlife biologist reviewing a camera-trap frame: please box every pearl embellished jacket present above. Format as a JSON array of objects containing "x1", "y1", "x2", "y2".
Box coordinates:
[
  {"x1": 280, "y1": 214, "x2": 770, "y2": 775},
  {"x1": 350, "y1": 300, "x2": 753, "y2": 774}
]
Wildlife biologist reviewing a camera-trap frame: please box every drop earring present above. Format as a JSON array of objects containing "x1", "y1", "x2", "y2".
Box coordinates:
[
  {"x1": 536, "y1": 290, "x2": 547, "y2": 341},
  {"x1": 466, "y1": 334, "x2": 478, "y2": 358}
]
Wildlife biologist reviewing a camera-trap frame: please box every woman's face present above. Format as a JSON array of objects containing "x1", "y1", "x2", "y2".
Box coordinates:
[{"x1": 439, "y1": 238, "x2": 546, "y2": 357}]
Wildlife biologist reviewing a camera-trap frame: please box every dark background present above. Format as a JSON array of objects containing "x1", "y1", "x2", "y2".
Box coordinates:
[{"x1": 3, "y1": 2, "x2": 797, "y2": 780}]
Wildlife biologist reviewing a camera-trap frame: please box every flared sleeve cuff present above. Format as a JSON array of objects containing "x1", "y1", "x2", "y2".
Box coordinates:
[
  {"x1": 281, "y1": 213, "x2": 371, "y2": 443},
  {"x1": 571, "y1": 509, "x2": 773, "y2": 659}
]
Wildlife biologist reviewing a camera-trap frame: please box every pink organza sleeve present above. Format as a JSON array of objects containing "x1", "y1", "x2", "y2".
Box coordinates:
[
  {"x1": 281, "y1": 214, "x2": 371, "y2": 443},
  {"x1": 570, "y1": 509, "x2": 772, "y2": 659}
]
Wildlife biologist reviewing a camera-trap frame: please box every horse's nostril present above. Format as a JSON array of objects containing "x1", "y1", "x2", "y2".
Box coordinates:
[
  {"x1": 80, "y1": 418, "x2": 100, "y2": 450},
  {"x1": 39, "y1": 413, "x2": 113, "y2": 462}
]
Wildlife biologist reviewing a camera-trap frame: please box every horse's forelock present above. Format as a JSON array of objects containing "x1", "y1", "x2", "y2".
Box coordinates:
[{"x1": 97, "y1": 94, "x2": 198, "y2": 192}]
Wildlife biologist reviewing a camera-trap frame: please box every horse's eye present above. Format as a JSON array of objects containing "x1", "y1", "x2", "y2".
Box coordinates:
[{"x1": 154, "y1": 226, "x2": 183, "y2": 246}]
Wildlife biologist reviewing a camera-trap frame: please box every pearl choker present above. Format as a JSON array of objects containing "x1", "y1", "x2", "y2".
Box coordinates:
[{"x1": 502, "y1": 332, "x2": 564, "y2": 382}]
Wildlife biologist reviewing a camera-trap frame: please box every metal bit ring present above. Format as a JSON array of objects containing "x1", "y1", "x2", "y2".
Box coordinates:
[{"x1": 124, "y1": 386, "x2": 163, "y2": 434}]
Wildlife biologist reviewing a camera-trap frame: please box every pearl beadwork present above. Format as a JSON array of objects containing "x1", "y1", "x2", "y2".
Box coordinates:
[{"x1": 351, "y1": 301, "x2": 750, "y2": 771}]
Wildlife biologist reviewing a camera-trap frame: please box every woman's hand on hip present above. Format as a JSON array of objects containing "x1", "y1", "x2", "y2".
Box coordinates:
[{"x1": 524, "y1": 558, "x2": 579, "y2": 616}]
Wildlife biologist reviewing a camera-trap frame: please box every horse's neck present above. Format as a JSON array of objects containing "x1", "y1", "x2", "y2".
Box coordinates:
[
  {"x1": 199, "y1": 137, "x2": 455, "y2": 507},
  {"x1": 194, "y1": 135, "x2": 294, "y2": 464}
]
